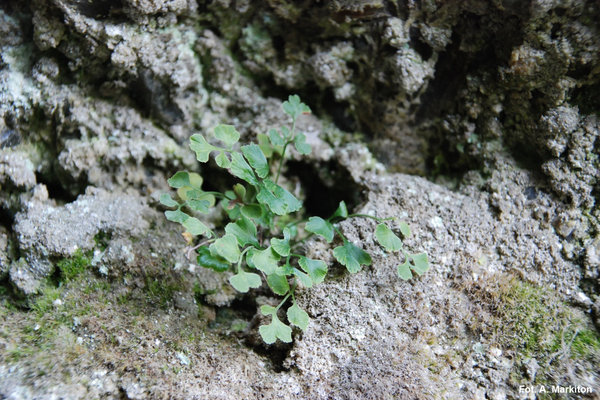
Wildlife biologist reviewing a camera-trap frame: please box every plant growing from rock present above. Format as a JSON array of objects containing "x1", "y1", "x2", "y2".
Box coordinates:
[{"x1": 162, "y1": 95, "x2": 429, "y2": 344}]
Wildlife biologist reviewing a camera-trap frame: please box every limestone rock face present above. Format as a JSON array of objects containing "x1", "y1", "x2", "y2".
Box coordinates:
[{"x1": 0, "y1": 0, "x2": 599, "y2": 398}]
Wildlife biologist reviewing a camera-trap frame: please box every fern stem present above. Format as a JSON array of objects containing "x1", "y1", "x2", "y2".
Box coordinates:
[
  {"x1": 333, "y1": 226, "x2": 348, "y2": 243},
  {"x1": 275, "y1": 118, "x2": 296, "y2": 185},
  {"x1": 276, "y1": 293, "x2": 291, "y2": 310},
  {"x1": 347, "y1": 213, "x2": 392, "y2": 223},
  {"x1": 236, "y1": 246, "x2": 253, "y2": 273}
]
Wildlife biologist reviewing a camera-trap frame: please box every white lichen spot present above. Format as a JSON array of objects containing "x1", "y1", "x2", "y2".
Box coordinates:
[
  {"x1": 176, "y1": 352, "x2": 190, "y2": 366},
  {"x1": 428, "y1": 216, "x2": 444, "y2": 230}
]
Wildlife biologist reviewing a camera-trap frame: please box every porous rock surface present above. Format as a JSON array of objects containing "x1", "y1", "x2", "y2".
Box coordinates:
[
  {"x1": 294, "y1": 165, "x2": 586, "y2": 399},
  {"x1": 11, "y1": 187, "x2": 150, "y2": 294},
  {"x1": 0, "y1": 0, "x2": 599, "y2": 399}
]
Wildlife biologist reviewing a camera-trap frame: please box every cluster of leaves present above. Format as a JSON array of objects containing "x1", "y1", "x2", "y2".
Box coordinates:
[{"x1": 162, "y1": 95, "x2": 429, "y2": 344}]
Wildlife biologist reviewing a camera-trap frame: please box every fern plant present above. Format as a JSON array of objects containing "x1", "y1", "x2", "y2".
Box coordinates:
[{"x1": 162, "y1": 95, "x2": 429, "y2": 344}]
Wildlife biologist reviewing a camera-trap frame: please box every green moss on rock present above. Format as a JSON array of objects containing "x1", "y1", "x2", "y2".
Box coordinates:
[{"x1": 56, "y1": 249, "x2": 92, "y2": 282}]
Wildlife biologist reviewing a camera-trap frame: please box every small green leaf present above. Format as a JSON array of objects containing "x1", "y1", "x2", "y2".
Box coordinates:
[
  {"x1": 271, "y1": 236, "x2": 290, "y2": 257},
  {"x1": 241, "y1": 144, "x2": 269, "y2": 178},
  {"x1": 189, "y1": 172, "x2": 203, "y2": 187},
  {"x1": 230, "y1": 152, "x2": 258, "y2": 185},
  {"x1": 284, "y1": 225, "x2": 297, "y2": 240},
  {"x1": 233, "y1": 184, "x2": 246, "y2": 199},
  {"x1": 197, "y1": 246, "x2": 230, "y2": 272},
  {"x1": 168, "y1": 171, "x2": 203, "y2": 189},
  {"x1": 177, "y1": 187, "x2": 197, "y2": 201},
  {"x1": 279, "y1": 263, "x2": 294, "y2": 275},
  {"x1": 333, "y1": 242, "x2": 372, "y2": 274},
  {"x1": 225, "y1": 217, "x2": 259, "y2": 247},
  {"x1": 268, "y1": 129, "x2": 285, "y2": 146},
  {"x1": 267, "y1": 273, "x2": 289, "y2": 295},
  {"x1": 292, "y1": 268, "x2": 313, "y2": 288},
  {"x1": 305, "y1": 217, "x2": 334, "y2": 242},
  {"x1": 257, "y1": 180, "x2": 302, "y2": 215},
  {"x1": 241, "y1": 204, "x2": 263, "y2": 219},
  {"x1": 260, "y1": 305, "x2": 276, "y2": 316},
  {"x1": 332, "y1": 200, "x2": 348, "y2": 219},
  {"x1": 182, "y1": 217, "x2": 210, "y2": 236},
  {"x1": 399, "y1": 221, "x2": 411, "y2": 237},
  {"x1": 187, "y1": 199, "x2": 210, "y2": 213},
  {"x1": 397, "y1": 261, "x2": 412, "y2": 280},
  {"x1": 189, "y1": 134, "x2": 215, "y2": 162},
  {"x1": 186, "y1": 191, "x2": 215, "y2": 207},
  {"x1": 259, "y1": 314, "x2": 292, "y2": 344},
  {"x1": 210, "y1": 234, "x2": 240, "y2": 263},
  {"x1": 274, "y1": 265, "x2": 289, "y2": 276},
  {"x1": 178, "y1": 187, "x2": 213, "y2": 204},
  {"x1": 213, "y1": 124, "x2": 240, "y2": 147},
  {"x1": 215, "y1": 151, "x2": 231, "y2": 168},
  {"x1": 293, "y1": 132, "x2": 311, "y2": 155},
  {"x1": 282, "y1": 94, "x2": 311, "y2": 121},
  {"x1": 229, "y1": 271, "x2": 262, "y2": 293},
  {"x1": 298, "y1": 257, "x2": 327, "y2": 285},
  {"x1": 165, "y1": 209, "x2": 189, "y2": 224},
  {"x1": 287, "y1": 303, "x2": 310, "y2": 331},
  {"x1": 375, "y1": 223, "x2": 402, "y2": 252},
  {"x1": 243, "y1": 185, "x2": 257, "y2": 203},
  {"x1": 223, "y1": 201, "x2": 242, "y2": 220},
  {"x1": 409, "y1": 253, "x2": 429, "y2": 276},
  {"x1": 257, "y1": 134, "x2": 274, "y2": 157},
  {"x1": 160, "y1": 193, "x2": 178, "y2": 208},
  {"x1": 246, "y1": 248, "x2": 258, "y2": 269},
  {"x1": 201, "y1": 193, "x2": 216, "y2": 207},
  {"x1": 252, "y1": 247, "x2": 280, "y2": 275},
  {"x1": 280, "y1": 126, "x2": 291, "y2": 140}
]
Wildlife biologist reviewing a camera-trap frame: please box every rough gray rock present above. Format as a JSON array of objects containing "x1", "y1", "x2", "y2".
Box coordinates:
[
  {"x1": 291, "y1": 166, "x2": 590, "y2": 399},
  {"x1": 0, "y1": 227, "x2": 9, "y2": 278},
  {"x1": 0, "y1": 150, "x2": 39, "y2": 218},
  {"x1": 0, "y1": 150, "x2": 36, "y2": 189},
  {"x1": 541, "y1": 114, "x2": 600, "y2": 209},
  {"x1": 0, "y1": 0, "x2": 599, "y2": 398},
  {"x1": 11, "y1": 187, "x2": 150, "y2": 293}
]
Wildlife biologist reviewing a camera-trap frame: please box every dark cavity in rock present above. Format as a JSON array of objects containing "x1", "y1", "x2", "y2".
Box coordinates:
[
  {"x1": 67, "y1": 0, "x2": 123, "y2": 19},
  {"x1": 286, "y1": 159, "x2": 364, "y2": 218},
  {"x1": 0, "y1": 129, "x2": 21, "y2": 149},
  {"x1": 130, "y1": 69, "x2": 184, "y2": 126}
]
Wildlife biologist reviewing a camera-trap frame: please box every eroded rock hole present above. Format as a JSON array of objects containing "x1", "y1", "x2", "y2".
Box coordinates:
[
  {"x1": 0, "y1": 207, "x2": 15, "y2": 230},
  {"x1": 68, "y1": 0, "x2": 124, "y2": 20},
  {"x1": 409, "y1": 26, "x2": 433, "y2": 61},
  {"x1": 248, "y1": 333, "x2": 293, "y2": 373},
  {"x1": 571, "y1": 82, "x2": 600, "y2": 116},
  {"x1": 286, "y1": 159, "x2": 364, "y2": 217},
  {"x1": 129, "y1": 69, "x2": 184, "y2": 126},
  {"x1": 35, "y1": 171, "x2": 83, "y2": 204},
  {"x1": 322, "y1": 89, "x2": 357, "y2": 132},
  {"x1": 199, "y1": 162, "x2": 240, "y2": 193}
]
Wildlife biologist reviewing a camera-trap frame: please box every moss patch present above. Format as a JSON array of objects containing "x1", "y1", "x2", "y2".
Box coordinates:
[
  {"x1": 492, "y1": 278, "x2": 599, "y2": 362},
  {"x1": 56, "y1": 249, "x2": 92, "y2": 281},
  {"x1": 144, "y1": 275, "x2": 179, "y2": 309},
  {"x1": 30, "y1": 285, "x2": 62, "y2": 316},
  {"x1": 495, "y1": 278, "x2": 566, "y2": 357},
  {"x1": 463, "y1": 273, "x2": 600, "y2": 393},
  {"x1": 569, "y1": 329, "x2": 600, "y2": 358},
  {"x1": 2, "y1": 279, "x2": 102, "y2": 363}
]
